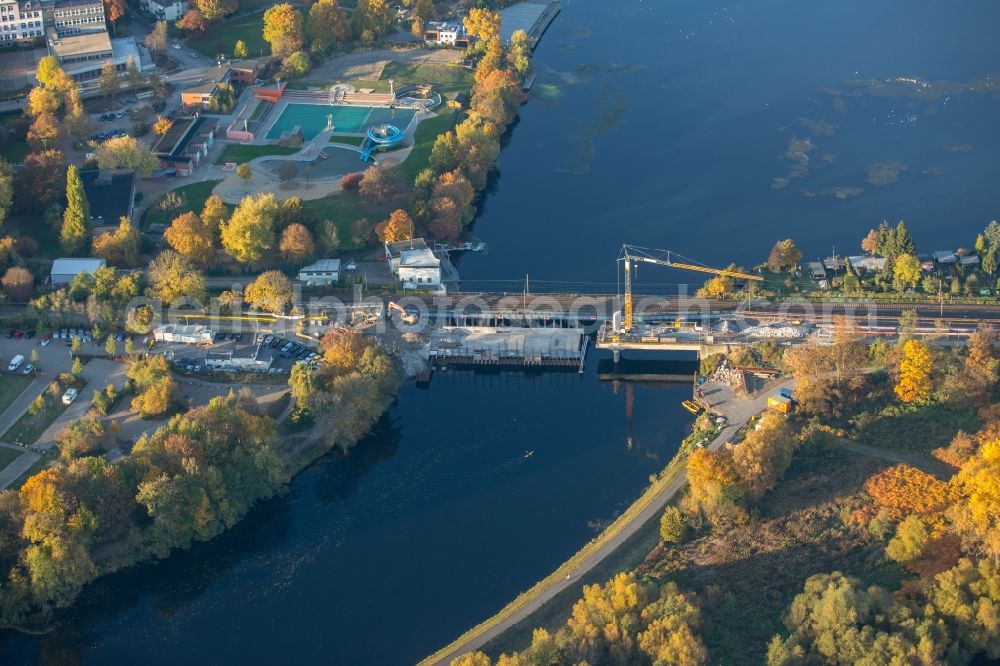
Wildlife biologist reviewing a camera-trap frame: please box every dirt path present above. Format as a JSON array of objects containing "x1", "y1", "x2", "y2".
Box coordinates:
[
  {"x1": 831, "y1": 438, "x2": 954, "y2": 480},
  {"x1": 421, "y1": 378, "x2": 795, "y2": 666}
]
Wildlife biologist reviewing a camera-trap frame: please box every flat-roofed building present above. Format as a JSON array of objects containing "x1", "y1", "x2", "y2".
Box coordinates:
[
  {"x1": 52, "y1": 0, "x2": 105, "y2": 36},
  {"x1": 79, "y1": 170, "x2": 135, "y2": 227},
  {"x1": 46, "y1": 28, "x2": 145, "y2": 81},
  {"x1": 51, "y1": 257, "x2": 107, "y2": 285},
  {"x1": 297, "y1": 259, "x2": 341, "y2": 285},
  {"x1": 152, "y1": 115, "x2": 219, "y2": 176}
]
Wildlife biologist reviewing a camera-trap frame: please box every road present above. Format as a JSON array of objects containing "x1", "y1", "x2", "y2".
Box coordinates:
[{"x1": 422, "y1": 378, "x2": 794, "y2": 666}]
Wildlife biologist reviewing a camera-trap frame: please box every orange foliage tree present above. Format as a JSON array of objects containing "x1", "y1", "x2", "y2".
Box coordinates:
[{"x1": 863, "y1": 463, "x2": 950, "y2": 521}]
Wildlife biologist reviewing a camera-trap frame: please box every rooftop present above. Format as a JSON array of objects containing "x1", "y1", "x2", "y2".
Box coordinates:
[
  {"x1": 153, "y1": 115, "x2": 218, "y2": 159},
  {"x1": 299, "y1": 259, "x2": 341, "y2": 273},
  {"x1": 51, "y1": 258, "x2": 106, "y2": 275},
  {"x1": 399, "y1": 247, "x2": 440, "y2": 268},
  {"x1": 498, "y1": 0, "x2": 550, "y2": 43},
  {"x1": 79, "y1": 170, "x2": 135, "y2": 223},
  {"x1": 47, "y1": 28, "x2": 111, "y2": 59},
  {"x1": 385, "y1": 238, "x2": 428, "y2": 259},
  {"x1": 426, "y1": 21, "x2": 465, "y2": 33}
]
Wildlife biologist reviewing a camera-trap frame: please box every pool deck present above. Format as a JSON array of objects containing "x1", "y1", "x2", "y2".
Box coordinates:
[{"x1": 211, "y1": 108, "x2": 429, "y2": 204}]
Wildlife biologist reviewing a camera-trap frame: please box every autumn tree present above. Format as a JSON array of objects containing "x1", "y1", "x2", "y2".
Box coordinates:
[
  {"x1": 152, "y1": 116, "x2": 173, "y2": 136},
  {"x1": 16, "y1": 150, "x2": 66, "y2": 212},
  {"x1": 128, "y1": 355, "x2": 177, "y2": 418},
  {"x1": 97, "y1": 61, "x2": 119, "y2": 101},
  {"x1": 308, "y1": 0, "x2": 349, "y2": 53},
  {"x1": 221, "y1": 193, "x2": 278, "y2": 264},
  {"x1": 164, "y1": 211, "x2": 214, "y2": 266},
  {"x1": 233, "y1": 39, "x2": 248, "y2": 58},
  {"x1": 91, "y1": 217, "x2": 139, "y2": 266},
  {"x1": 959, "y1": 327, "x2": 1000, "y2": 405},
  {"x1": 475, "y1": 37, "x2": 505, "y2": 84},
  {"x1": 659, "y1": 506, "x2": 687, "y2": 545},
  {"x1": 895, "y1": 338, "x2": 933, "y2": 403},
  {"x1": 698, "y1": 275, "x2": 732, "y2": 299},
  {"x1": 200, "y1": 195, "x2": 229, "y2": 240},
  {"x1": 263, "y1": 3, "x2": 305, "y2": 59},
  {"x1": 375, "y1": 209, "x2": 414, "y2": 243},
  {"x1": 0, "y1": 159, "x2": 12, "y2": 229},
  {"x1": 177, "y1": 8, "x2": 208, "y2": 33},
  {"x1": 730, "y1": 413, "x2": 797, "y2": 499},
  {"x1": 278, "y1": 223, "x2": 315, "y2": 263},
  {"x1": 506, "y1": 29, "x2": 531, "y2": 78},
  {"x1": 886, "y1": 514, "x2": 929, "y2": 564},
  {"x1": 94, "y1": 136, "x2": 160, "y2": 176},
  {"x1": 1, "y1": 266, "x2": 34, "y2": 301},
  {"x1": 244, "y1": 270, "x2": 293, "y2": 313},
  {"x1": 783, "y1": 336, "x2": 868, "y2": 418},
  {"x1": 193, "y1": 0, "x2": 236, "y2": 21},
  {"x1": 350, "y1": 0, "x2": 392, "y2": 40},
  {"x1": 685, "y1": 447, "x2": 746, "y2": 526},
  {"x1": 147, "y1": 250, "x2": 207, "y2": 303},
  {"x1": 766, "y1": 238, "x2": 802, "y2": 273},
  {"x1": 236, "y1": 163, "x2": 253, "y2": 183},
  {"x1": 145, "y1": 20, "x2": 168, "y2": 57},
  {"x1": 321, "y1": 328, "x2": 375, "y2": 375},
  {"x1": 471, "y1": 68, "x2": 527, "y2": 131},
  {"x1": 892, "y1": 253, "x2": 922, "y2": 291},
  {"x1": 61, "y1": 165, "x2": 91, "y2": 255},
  {"x1": 359, "y1": 163, "x2": 399, "y2": 204},
  {"x1": 464, "y1": 7, "x2": 500, "y2": 46},
  {"x1": 27, "y1": 111, "x2": 62, "y2": 151}
]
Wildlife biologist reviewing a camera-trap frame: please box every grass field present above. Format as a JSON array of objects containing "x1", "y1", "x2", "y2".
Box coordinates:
[
  {"x1": 0, "y1": 375, "x2": 32, "y2": 416},
  {"x1": 0, "y1": 446, "x2": 22, "y2": 470},
  {"x1": 215, "y1": 144, "x2": 301, "y2": 165},
  {"x1": 142, "y1": 180, "x2": 223, "y2": 229},
  {"x1": 381, "y1": 62, "x2": 474, "y2": 94},
  {"x1": 2, "y1": 398, "x2": 67, "y2": 446},
  {"x1": 188, "y1": 16, "x2": 269, "y2": 59},
  {"x1": 399, "y1": 109, "x2": 457, "y2": 182}
]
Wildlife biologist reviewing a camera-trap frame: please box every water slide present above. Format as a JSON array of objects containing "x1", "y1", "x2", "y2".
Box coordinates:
[{"x1": 360, "y1": 124, "x2": 404, "y2": 161}]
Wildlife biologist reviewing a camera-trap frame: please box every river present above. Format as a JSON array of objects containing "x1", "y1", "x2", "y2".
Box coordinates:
[{"x1": 4, "y1": 0, "x2": 1000, "y2": 663}]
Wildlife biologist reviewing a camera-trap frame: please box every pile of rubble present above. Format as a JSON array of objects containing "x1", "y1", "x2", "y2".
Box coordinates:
[{"x1": 742, "y1": 324, "x2": 809, "y2": 339}]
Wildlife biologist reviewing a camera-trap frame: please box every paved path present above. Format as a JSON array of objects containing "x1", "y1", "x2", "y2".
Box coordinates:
[
  {"x1": 422, "y1": 378, "x2": 795, "y2": 665},
  {"x1": 0, "y1": 450, "x2": 41, "y2": 489}
]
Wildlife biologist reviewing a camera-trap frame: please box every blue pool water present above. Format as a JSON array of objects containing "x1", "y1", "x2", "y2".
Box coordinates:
[{"x1": 265, "y1": 103, "x2": 416, "y2": 140}]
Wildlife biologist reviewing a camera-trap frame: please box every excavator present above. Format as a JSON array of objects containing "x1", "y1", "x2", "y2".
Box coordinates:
[
  {"x1": 387, "y1": 301, "x2": 418, "y2": 325},
  {"x1": 616, "y1": 244, "x2": 763, "y2": 335}
]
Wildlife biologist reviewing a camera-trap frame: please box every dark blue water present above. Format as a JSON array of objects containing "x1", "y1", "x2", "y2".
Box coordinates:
[
  {"x1": 459, "y1": 0, "x2": 1000, "y2": 293},
  {"x1": 0, "y1": 361, "x2": 693, "y2": 664},
  {"x1": 5, "y1": 1, "x2": 999, "y2": 663}
]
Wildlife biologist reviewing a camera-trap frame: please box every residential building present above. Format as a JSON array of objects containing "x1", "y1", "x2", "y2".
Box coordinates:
[
  {"x1": 423, "y1": 21, "x2": 469, "y2": 48},
  {"x1": 79, "y1": 170, "x2": 135, "y2": 227},
  {"x1": 151, "y1": 115, "x2": 219, "y2": 176},
  {"x1": 143, "y1": 0, "x2": 186, "y2": 21},
  {"x1": 297, "y1": 259, "x2": 341, "y2": 285},
  {"x1": 50, "y1": 257, "x2": 107, "y2": 285},
  {"x1": 205, "y1": 344, "x2": 274, "y2": 371},
  {"x1": 153, "y1": 324, "x2": 213, "y2": 344},
  {"x1": 51, "y1": 0, "x2": 105, "y2": 36},
  {"x1": 46, "y1": 27, "x2": 144, "y2": 81},
  {"x1": 931, "y1": 250, "x2": 958, "y2": 265},
  {"x1": 0, "y1": 0, "x2": 44, "y2": 42},
  {"x1": 385, "y1": 238, "x2": 428, "y2": 273}
]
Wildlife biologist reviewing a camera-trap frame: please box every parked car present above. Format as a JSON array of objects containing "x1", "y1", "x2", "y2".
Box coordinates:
[
  {"x1": 62, "y1": 388, "x2": 79, "y2": 405},
  {"x1": 12, "y1": 330, "x2": 22, "y2": 339},
  {"x1": 172, "y1": 43, "x2": 182, "y2": 50},
  {"x1": 40, "y1": 335, "x2": 50, "y2": 346},
  {"x1": 26, "y1": 330, "x2": 35, "y2": 339},
  {"x1": 345, "y1": 260, "x2": 357, "y2": 271},
  {"x1": 21, "y1": 364, "x2": 33, "y2": 376}
]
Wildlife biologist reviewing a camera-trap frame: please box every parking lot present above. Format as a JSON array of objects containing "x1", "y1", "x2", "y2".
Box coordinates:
[{"x1": 153, "y1": 331, "x2": 323, "y2": 378}]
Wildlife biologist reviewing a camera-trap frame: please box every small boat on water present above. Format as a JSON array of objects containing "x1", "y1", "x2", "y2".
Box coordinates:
[
  {"x1": 681, "y1": 400, "x2": 702, "y2": 414},
  {"x1": 523, "y1": 450, "x2": 535, "y2": 459}
]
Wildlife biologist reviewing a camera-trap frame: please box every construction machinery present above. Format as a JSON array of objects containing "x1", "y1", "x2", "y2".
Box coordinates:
[
  {"x1": 387, "y1": 301, "x2": 418, "y2": 325},
  {"x1": 616, "y1": 245, "x2": 763, "y2": 335}
]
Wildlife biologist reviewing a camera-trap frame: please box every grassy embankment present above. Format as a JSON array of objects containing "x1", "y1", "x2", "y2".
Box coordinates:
[
  {"x1": 0, "y1": 376, "x2": 32, "y2": 414},
  {"x1": 0, "y1": 447, "x2": 21, "y2": 470},
  {"x1": 420, "y1": 418, "x2": 724, "y2": 666},
  {"x1": 188, "y1": 16, "x2": 268, "y2": 59},
  {"x1": 2, "y1": 398, "x2": 68, "y2": 446}
]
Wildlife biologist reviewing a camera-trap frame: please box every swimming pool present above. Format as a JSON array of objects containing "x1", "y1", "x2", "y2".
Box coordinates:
[
  {"x1": 260, "y1": 146, "x2": 370, "y2": 180},
  {"x1": 265, "y1": 104, "x2": 416, "y2": 140}
]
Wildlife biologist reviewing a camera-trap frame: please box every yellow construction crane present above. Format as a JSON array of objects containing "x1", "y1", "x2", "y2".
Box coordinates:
[{"x1": 618, "y1": 244, "x2": 762, "y2": 333}]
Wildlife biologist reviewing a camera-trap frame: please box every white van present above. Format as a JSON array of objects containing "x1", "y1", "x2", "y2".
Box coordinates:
[{"x1": 7, "y1": 354, "x2": 24, "y2": 372}]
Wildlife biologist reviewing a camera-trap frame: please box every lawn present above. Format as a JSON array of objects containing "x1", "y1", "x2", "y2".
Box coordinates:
[
  {"x1": 142, "y1": 180, "x2": 224, "y2": 229},
  {"x1": 2, "y1": 398, "x2": 67, "y2": 446},
  {"x1": 0, "y1": 446, "x2": 22, "y2": 470},
  {"x1": 380, "y1": 62, "x2": 474, "y2": 94},
  {"x1": 329, "y1": 134, "x2": 366, "y2": 146},
  {"x1": 188, "y1": 16, "x2": 269, "y2": 59},
  {"x1": 399, "y1": 108, "x2": 457, "y2": 182},
  {"x1": 215, "y1": 144, "x2": 301, "y2": 165},
  {"x1": 305, "y1": 190, "x2": 384, "y2": 244},
  {"x1": 0, "y1": 375, "x2": 32, "y2": 415}
]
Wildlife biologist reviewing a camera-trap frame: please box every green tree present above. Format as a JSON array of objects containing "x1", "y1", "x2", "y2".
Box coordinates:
[
  {"x1": 659, "y1": 506, "x2": 687, "y2": 544},
  {"x1": 70, "y1": 355, "x2": 83, "y2": 376},
  {"x1": 97, "y1": 61, "x2": 119, "y2": 101},
  {"x1": 892, "y1": 253, "x2": 922, "y2": 291},
  {"x1": 105, "y1": 335, "x2": 117, "y2": 357},
  {"x1": 885, "y1": 514, "x2": 928, "y2": 563},
  {"x1": 94, "y1": 136, "x2": 160, "y2": 176},
  {"x1": 126, "y1": 56, "x2": 142, "y2": 91},
  {"x1": 506, "y1": 29, "x2": 531, "y2": 78},
  {"x1": 61, "y1": 165, "x2": 91, "y2": 254}
]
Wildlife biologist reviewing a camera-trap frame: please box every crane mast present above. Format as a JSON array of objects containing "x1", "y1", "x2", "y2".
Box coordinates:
[{"x1": 617, "y1": 245, "x2": 762, "y2": 333}]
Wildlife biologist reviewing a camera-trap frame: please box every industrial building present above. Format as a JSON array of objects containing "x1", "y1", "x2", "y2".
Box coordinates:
[
  {"x1": 205, "y1": 345, "x2": 274, "y2": 372},
  {"x1": 50, "y1": 257, "x2": 107, "y2": 285},
  {"x1": 297, "y1": 259, "x2": 341, "y2": 285},
  {"x1": 153, "y1": 324, "x2": 213, "y2": 344}
]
